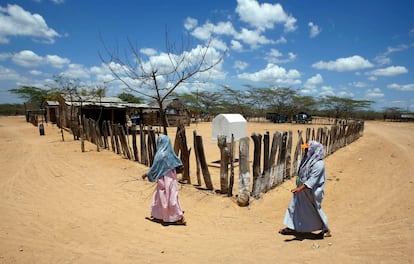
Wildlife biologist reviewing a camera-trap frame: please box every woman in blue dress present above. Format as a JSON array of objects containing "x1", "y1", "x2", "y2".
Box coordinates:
[{"x1": 279, "y1": 140, "x2": 331, "y2": 237}]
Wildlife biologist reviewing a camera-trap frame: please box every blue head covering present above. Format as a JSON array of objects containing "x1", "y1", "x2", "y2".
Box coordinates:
[
  {"x1": 298, "y1": 140, "x2": 325, "y2": 183},
  {"x1": 146, "y1": 135, "x2": 183, "y2": 182}
]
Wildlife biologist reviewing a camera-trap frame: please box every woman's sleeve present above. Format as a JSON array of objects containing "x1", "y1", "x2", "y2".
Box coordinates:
[{"x1": 303, "y1": 161, "x2": 325, "y2": 189}]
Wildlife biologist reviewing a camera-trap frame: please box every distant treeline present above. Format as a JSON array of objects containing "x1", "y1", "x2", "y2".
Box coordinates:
[{"x1": 0, "y1": 104, "x2": 26, "y2": 116}]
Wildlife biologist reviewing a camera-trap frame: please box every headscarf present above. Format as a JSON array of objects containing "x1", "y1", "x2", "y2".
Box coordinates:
[
  {"x1": 146, "y1": 135, "x2": 183, "y2": 182},
  {"x1": 298, "y1": 140, "x2": 325, "y2": 183}
]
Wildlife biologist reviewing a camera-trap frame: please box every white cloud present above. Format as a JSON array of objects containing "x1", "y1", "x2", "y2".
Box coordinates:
[
  {"x1": 365, "y1": 88, "x2": 384, "y2": 98},
  {"x1": 368, "y1": 66, "x2": 408, "y2": 77},
  {"x1": 11, "y1": 50, "x2": 70, "y2": 68},
  {"x1": 387, "y1": 83, "x2": 414, "y2": 91},
  {"x1": 29, "y1": 70, "x2": 42, "y2": 75},
  {"x1": 0, "y1": 52, "x2": 12, "y2": 61},
  {"x1": 210, "y1": 38, "x2": 228, "y2": 51},
  {"x1": 184, "y1": 17, "x2": 198, "y2": 30},
  {"x1": 230, "y1": 40, "x2": 243, "y2": 51},
  {"x1": 350, "y1": 81, "x2": 368, "y2": 88},
  {"x1": 275, "y1": 36, "x2": 287, "y2": 44},
  {"x1": 319, "y1": 85, "x2": 335, "y2": 96},
  {"x1": 0, "y1": 4, "x2": 60, "y2": 44},
  {"x1": 45, "y1": 55, "x2": 70, "y2": 68},
  {"x1": 265, "y1": 48, "x2": 296, "y2": 64},
  {"x1": 235, "y1": 28, "x2": 274, "y2": 49},
  {"x1": 191, "y1": 21, "x2": 236, "y2": 41},
  {"x1": 140, "y1": 48, "x2": 157, "y2": 56},
  {"x1": 305, "y1": 73, "x2": 323, "y2": 88},
  {"x1": 312, "y1": 55, "x2": 374, "y2": 72},
  {"x1": 0, "y1": 65, "x2": 20, "y2": 80},
  {"x1": 337, "y1": 90, "x2": 354, "y2": 98},
  {"x1": 12, "y1": 50, "x2": 43, "y2": 67},
  {"x1": 308, "y1": 22, "x2": 321, "y2": 38},
  {"x1": 235, "y1": 0, "x2": 297, "y2": 32},
  {"x1": 374, "y1": 44, "x2": 414, "y2": 65},
  {"x1": 61, "y1": 64, "x2": 90, "y2": 79},
  {"x1": 234, "y1": 60, "x2": 248, "y2": 70},
  {"x1": 237, "y1": 63, "x2": 301, "y2": 86}
]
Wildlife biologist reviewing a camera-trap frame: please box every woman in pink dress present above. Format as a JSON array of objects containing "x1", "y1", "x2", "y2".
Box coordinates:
[{"x1": 142, "y1": 135, "x2": 186, "y2": 225}]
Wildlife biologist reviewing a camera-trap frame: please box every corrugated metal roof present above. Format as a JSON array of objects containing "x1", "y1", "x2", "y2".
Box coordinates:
[{"x1": 46, "y1": 101, "x2": 59, "y2": 106}]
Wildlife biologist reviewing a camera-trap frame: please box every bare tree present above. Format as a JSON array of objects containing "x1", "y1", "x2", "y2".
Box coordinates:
[{"x1": 100, "y1": 32, "x2": 226, "y2": 134}]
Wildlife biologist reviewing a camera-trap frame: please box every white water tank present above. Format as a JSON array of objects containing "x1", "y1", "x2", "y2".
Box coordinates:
[{"x1": 212, "y1": 114, "x2": 247, "y2": 141}]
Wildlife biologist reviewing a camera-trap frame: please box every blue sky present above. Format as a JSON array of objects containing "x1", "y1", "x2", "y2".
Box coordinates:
[{"x1": 1, "y1": 0, "x2": 414, "y2": 111}]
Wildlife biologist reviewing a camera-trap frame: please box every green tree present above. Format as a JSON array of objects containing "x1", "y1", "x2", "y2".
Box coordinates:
[
  {"x1": 9, "y1": 86, "x2": 49, "y2": 109},
  {"x1": 319, "y1": 96, "x2": 372, "y2": 119},
  {"x1": 117, "y1": 92, "x2": 142, "y2": 103}
]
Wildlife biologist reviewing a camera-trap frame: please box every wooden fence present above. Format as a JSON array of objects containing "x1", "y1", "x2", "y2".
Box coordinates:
[{"x1": 76, "y1": 118, "x2": 364, "y2": 206}]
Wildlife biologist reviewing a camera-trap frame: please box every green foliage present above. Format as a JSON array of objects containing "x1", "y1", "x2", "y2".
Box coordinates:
[
  {"x1": 319, "y1": 96, "x2": 373, "y2": 119},
  {"x1": 173, "y1": 86, "x2": 378, "y2": 120},
  {"x1": 117, "y1": 93, "x2": 143, "y2": 103},
  {"x1": 0, "y1": 104, "x2": 25, "y2": 115},
  {"x1": 9, "y1": 86, "x2": 49, "y2": 109}
]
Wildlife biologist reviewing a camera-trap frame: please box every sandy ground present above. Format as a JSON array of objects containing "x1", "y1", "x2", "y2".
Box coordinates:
[{"x1": 0, "y1": 116, "x2": 413, "y2": 264}]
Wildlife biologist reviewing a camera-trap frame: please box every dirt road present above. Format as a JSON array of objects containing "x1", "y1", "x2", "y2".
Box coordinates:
[{"x1": 0, "y1": 116, "x2": 413, "y2": 263}]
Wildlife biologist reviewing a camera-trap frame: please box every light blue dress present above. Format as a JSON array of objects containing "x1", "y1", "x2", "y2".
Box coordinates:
[{"x1": 283, "y1": 157, "x2": 329, "y2": 232}]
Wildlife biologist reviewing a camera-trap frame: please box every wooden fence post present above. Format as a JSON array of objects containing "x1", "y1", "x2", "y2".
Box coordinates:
[
  {"x1": 140, "y1": 124, "x2": 148, "y2": 166},
  {"x1": 237, "y1": 137, "x2": 250, "y2": 207},
  {"x1": 193, "y1": 130, "x2": 202, "y2": 186},
  {"x1": 147, "y1": 129, "x2": 156, "y2": 166},
  {"x1": 217, "y1": 135, "x2": 230, "y2": 194},
  {"x1": 268, "y1": 131, "x2": 281, "y2": 190},
  {"x1": 195, "y1": 135, "x2": 213, "y2": 190},
  {"x1": 174, "y1": 124, "x2": 191, "y2": 184},
  {"x1": 285, "y1": 130, "x2": 292, "y2": 180},
  {"x1": 292, "y1": 130, "x2": 303, "y2": 177},
  {"x1": 261, "y1": 132, "x2": 270, "y2": 192},
  {"x1": 251, "y1": 133, "x2": 262, "y2": 198},
  {"x1": 131, "y1": 125, "x2": 139, "y2": 162},
  {"x1": 228, "y1": 134, "x2": 235, "y2": 197}
]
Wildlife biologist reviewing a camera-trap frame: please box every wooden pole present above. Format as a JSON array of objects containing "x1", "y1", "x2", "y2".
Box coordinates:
[
  {"x1": 195, "y1": 135, "x2": 213, "y2": 190},
  {"x1": 292, "y1": 130, "x2": 303, "y2": 177},
  {"x1": 79, "y1": 115, "x2": 85, "y2": 152},
  {"x1": 175, "y1": 123, "x2": 191, "y2": 184},
  {"x1": 227, "y1": 134, "x2": 235, "y2": 197},
  {"x1": 131, "y1": 124, "x2": 139, "y2": 162},
  {"x1": 140, "y1": 124, "x2": 148, "y2": 166},
  {"x1": 237, "y1": 136, "x2": 250, "y2": 206},
  {"x1": 251, "y1": 133, "x2": 262, "y2": 199},
  {"x1": 193, "y1": 130, "x2": 202, "y2": 186},
  {"x1": 285, "y1": 130, "x2": 292, "y2": 180},
  {"x1": 261, "y1": 132, "x2": 270, "y2": 192},
  {"x1": 217, "y1": 135, "x2": 229, "y2": 194},
  {"x1": 268, "y1": 131, "x2": 281, "y2": 189}
]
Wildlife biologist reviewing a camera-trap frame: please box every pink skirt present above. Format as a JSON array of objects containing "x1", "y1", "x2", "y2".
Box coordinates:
[{"x1": 151, "y1": 169, "x2": 184, "y2": 222}]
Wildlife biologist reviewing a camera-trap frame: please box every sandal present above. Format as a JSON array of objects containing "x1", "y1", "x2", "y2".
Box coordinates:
[
  {"x1": 174, "y1": 217, "x2": 187, "y2": 225},
  {"x1": 278, "y1": 227, "x2": 296, "y2": 235},
  {"x1": 322, "y1": 229, "x2": 332, "y2": 237}
]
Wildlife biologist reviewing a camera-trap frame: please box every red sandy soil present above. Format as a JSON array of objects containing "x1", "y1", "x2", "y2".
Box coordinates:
[{"x1": 0, "y1": 116, "x2": 413, "y2": 263}]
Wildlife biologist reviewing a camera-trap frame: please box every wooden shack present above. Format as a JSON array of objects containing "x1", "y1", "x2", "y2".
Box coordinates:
[
  {"x1": 45, "y1": 101, "x2": 59, "y2": 124},
  {"x1": 144, "y1": 98, "x2": 191, "y2": 126}
]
